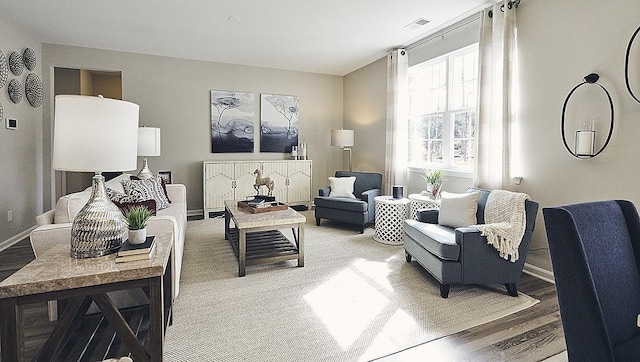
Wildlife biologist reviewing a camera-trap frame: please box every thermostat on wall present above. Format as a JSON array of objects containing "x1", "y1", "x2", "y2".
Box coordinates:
[{"x1": 6, "y1": 118, "x2": 17, "y2": 130}]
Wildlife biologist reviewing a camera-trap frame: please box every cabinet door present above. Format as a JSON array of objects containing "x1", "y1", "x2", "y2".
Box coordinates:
[
  {"x1": 203, "y1": 162, "x2": 235, "y2": 210},
  {"x1": 261, "y1": 161, "x2": 288, "y2": 201},
  {"x1": 287, "y1": 160, "x2": 312, "y2": 204},
  {"x1": 234, "y1": 162, "x2": 262, "y2": 201}
]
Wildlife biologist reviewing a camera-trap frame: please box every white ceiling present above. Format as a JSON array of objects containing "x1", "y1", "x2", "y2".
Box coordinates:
[{"x1": 0, "y1": 0, "x2": 497, "y2": 76}]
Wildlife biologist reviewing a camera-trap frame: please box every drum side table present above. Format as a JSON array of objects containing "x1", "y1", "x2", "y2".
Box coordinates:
[
  {"x1": 373, "y1": 196, "x2": 411, "y2": 245},
  {"x1": 408, "y1": 193, "x2": 441, "y2": 220}
]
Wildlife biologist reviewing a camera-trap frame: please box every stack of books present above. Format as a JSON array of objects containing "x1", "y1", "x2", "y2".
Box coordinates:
[{"x1": 115, "y1": 236, "x2": 156, "y2": 263}]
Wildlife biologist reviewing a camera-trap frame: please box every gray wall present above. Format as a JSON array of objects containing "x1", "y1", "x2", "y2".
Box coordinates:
[
  {"x1": 343, "y1": 0, "x2": 640, "y2": 274},
  {"x1": 0, "y1": 17, "x2": 43, "y2": 247},
  {"x1": 41, "y1": 44, "x2": 345, "y2": 215}
]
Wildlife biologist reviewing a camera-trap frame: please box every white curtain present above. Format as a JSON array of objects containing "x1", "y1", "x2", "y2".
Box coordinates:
[
  {"x1": 384, "y1": 49, "x2": 409, "y2": 195},
  {"x1": 474, "y1": 0, "x2": 518, "y2": 190}
]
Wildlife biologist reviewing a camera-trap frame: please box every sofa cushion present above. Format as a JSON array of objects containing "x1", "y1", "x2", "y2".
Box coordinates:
[
  {"x1": 328, "y1": 176, "x2": 356, "y2": 198},
  {"x1": 404, "y1": 219, "x2": 460, "y2": 261},
  {"x1": 438, "y1": 191, "x2": 480, "y2": 228},
  {"x1": 121, "y1": 177, "x2": 171, "y2": 210},
  {"x1": 314, "y1": 196, "x2": 367, "y2": 212}
]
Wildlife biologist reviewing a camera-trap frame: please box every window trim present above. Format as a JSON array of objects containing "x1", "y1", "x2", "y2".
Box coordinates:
[{"x1": 407, "y1": 43, "x2": 479, "y2": 174}]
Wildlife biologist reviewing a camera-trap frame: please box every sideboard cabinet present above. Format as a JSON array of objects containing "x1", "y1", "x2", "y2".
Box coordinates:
[{"x1": 203, "y1": 160, "x2": 312, "y2": 217}]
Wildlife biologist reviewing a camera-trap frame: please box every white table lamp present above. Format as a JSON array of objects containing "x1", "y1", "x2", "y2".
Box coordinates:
[
  {"x1": 137, "y1": 127, "x2": 161, "y2": 179},
  {"x1": 53, "y1": 95, "x2": 139, "y2": 258},
  {"x1": 331, "y1": 129, "x2": 354, "y2": 171}
]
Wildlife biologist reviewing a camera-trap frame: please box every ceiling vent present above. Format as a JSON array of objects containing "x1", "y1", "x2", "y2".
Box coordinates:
[{"x1": 404, "y1": 18, "x2": 430, "y2": 30}]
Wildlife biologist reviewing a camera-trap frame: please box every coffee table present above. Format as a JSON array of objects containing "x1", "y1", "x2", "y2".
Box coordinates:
[{"x1": 224, "y1": 200, "x2": 305, "y2": 277}]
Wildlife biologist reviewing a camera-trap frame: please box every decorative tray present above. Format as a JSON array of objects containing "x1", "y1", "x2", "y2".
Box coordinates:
[{"x1": 237, "y1": 200, "x2": 289, "y2": 213}]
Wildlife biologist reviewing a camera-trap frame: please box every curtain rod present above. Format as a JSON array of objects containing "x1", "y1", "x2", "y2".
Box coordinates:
[{"x1": 488, "y1": 0, "x2": 521, "y2": 18}]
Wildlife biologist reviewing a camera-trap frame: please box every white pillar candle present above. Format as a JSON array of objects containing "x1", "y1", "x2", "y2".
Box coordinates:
[{"x1": 575, "y1": 130, "x2": 595, "y2": 156}]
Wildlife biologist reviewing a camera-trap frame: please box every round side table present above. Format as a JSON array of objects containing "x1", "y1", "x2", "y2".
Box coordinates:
[
  {"x1": 408, "y1": 193, "x2": 441, "y2": 220},
  {"x1": 373, "y1": 196, "x2": 411, "y2": 245}
]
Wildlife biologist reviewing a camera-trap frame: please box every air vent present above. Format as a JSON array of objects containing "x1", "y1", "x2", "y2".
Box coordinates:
[{"x1": 404, "y1": 18, "x2": 430, "y2": 30}]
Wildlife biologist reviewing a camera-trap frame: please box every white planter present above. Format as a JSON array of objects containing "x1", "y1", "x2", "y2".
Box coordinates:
[{"x1": 128, "y1": 228, "x2": 147, "y2": 245}]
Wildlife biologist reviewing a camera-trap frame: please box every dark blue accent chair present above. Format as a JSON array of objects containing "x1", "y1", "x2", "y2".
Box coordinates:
[
  {"x1": 543, "y1": 200, "x2": 640, "y2": 361},
  {"x1": 314, "y1": 171, "x2": 382, "y2": 233},
  {"x1": 403, "y1": 188, "x2": 539, "y2": 298}
]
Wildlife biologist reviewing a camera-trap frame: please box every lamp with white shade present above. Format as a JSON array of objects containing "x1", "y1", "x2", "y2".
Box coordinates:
[
  {"x1": 53, "y1": 95, "x2": 139, "y2": 258},
  {"x1": 137, "y1": 127, "x2": 161, "y2": 180},
  {"x1": 331, "y1": 129, "x2": 354, "y2": 171}
]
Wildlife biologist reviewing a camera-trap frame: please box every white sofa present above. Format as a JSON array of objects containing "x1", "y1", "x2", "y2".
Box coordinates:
[{"x1": 30, "y1": 174, "x2": 187, "y2": 315}]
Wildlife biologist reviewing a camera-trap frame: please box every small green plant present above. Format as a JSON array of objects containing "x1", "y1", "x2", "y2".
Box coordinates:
[
  {"x1": 422, "y1": 169, "x2": 442, "y2": 185},
  {"x1": 124, "y1": 206, "x2": 152, "y2": 230}
]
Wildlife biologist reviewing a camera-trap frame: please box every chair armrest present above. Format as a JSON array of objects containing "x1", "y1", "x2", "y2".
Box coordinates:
[
  {"x1": 360, "y1": 188, "x2": 381, "y2": 202},
  {"x1": 30, "y1": 223, "x2": 72, "y2": 258},
  {"x1": 319, "y1": 187, "x2": 330, "y2": 196},
  {"x1": 417, "y1": 209, "x2": 439, "y2": 224},
  {"x1": 456, "y1": 227, "x2": 526, "y2": 282},
  {"x1": 36, "y1": 209, "x2": 55, "y2": 226}
]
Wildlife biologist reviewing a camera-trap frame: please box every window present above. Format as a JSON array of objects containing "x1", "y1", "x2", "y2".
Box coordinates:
[{"x1": 408, "y1": 44, "x2": 479, "y2": 171}]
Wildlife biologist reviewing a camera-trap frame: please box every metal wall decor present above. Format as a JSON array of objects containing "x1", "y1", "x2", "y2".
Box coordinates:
[
  {"x1": 0, "y1": 50, "x2": 7, "y2": 89},
  {"x1": 7, "y1": 79, "x2": 23, "y2": 104},
  {"x1": 22, "y1": 48, "x2": 36, "y2": 71},
  {"x1": 0, "y1": 102, "x2": 3, "y2": 121},
  {"x1": 25, "y1": 73, "x2": 43, "y2": 108},
  {"x1": 625, "y1": 25, "x2": 640, "y2": 103},
  {"x1": 8, "y1": 51, "x2": 23, "y2": 76},
  {"x1": 561, "y1": 73, "x2": 614, "y2": 159}
]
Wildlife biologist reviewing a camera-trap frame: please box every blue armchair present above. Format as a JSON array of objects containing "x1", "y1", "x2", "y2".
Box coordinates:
[
  {"x1": 403, "y1": 188, "x2": 539, "y2": 298},
  {"x1": 543, "y1": 200, "x2": 640, "y2": 361},
  {"x1": 314, "y1": 171, "x2": 382, "y2": 233}
]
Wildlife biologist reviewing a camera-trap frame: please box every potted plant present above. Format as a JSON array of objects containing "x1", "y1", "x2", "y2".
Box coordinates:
[
  {"x1": 422, "y1": 169, "x2": 443, "y2": 198},
  {"x1": 124, "y1": 205, "x2": 153, "y2": 244}
]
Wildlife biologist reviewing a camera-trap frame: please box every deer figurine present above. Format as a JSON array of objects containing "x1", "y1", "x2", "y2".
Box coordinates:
[{"x1": 253, "y1": 169, "x2": 275, "y2": 197}]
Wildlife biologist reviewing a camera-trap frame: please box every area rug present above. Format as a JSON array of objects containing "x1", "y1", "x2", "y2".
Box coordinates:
[{"x1": 164, "y1": 213, "x2": 538, "y2": 361}]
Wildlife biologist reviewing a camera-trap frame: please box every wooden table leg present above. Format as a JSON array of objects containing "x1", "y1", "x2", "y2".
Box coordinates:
[
  {"x1": 225, "y1": 207, "x2": 230, "y2": 240},
  {"x1": 298, "y1": 223, "x2": 305, "y2": 267},
  {"x1": 149, "y1": 275, "x2": 165, "y2": 361},
  {"x1": 1, "y1": 297, "x2": 21, "y2": 362},
  {"x1": 239, "y1": 229, "x2": 246, "y2": 277}
]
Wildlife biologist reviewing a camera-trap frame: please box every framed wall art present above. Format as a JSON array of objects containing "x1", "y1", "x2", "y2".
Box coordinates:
[
  {"x1": 210, "y1": 90, "x2": 255, "y2": 153},
  {"x1": 260, "y1": 94, "x2": 299, "y2": 153}
]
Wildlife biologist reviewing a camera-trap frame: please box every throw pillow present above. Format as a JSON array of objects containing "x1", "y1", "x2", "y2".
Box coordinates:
[
  {"x1": 114, "y1": 199, "x2": 157, "y2": 216},
  {"x1": 438, "y1": 191, "x2": 481, "y2": 228},
  {"x1": 131, "y1": 175, "x2": 171, "y2": 203},
  {"x1": 121, "y1": 178, "x2": 171, "y2": 210},
  {"x1": 328, "y1": 176, "x2": 356, "y2": 199}
]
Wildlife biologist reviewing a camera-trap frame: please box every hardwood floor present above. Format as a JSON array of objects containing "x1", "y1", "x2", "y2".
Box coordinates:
[{"x1": 0, "y1": 238, "x2": 566, "y2": 361}]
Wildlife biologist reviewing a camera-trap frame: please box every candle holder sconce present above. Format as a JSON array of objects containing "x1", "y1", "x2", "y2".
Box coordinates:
[
  {"x1": 561, "y1": 73, "x2": 614, "y2": 159},
  {"x1": 625, "y1": 25, "x2": 640, "y2": 103}
]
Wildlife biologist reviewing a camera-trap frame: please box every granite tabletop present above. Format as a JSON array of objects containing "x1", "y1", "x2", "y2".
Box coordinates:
[
  {"x1": 0, "y1": 228, "x2": 173, "y2": 299},
  {"x1": 225, "y1": 200, "x2": 306, "y2": 229}
]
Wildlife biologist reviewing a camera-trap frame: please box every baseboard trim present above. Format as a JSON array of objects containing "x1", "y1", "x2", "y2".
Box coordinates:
[
  {"x1": 523, "y1": 263, "x2": 555, "y2": 284},
  {"x1": 188, "y1": 209, "x2": 203, "y2": 218},
  {"x1": 0, "y1": 226, "x2": 36, "y2": 253}
]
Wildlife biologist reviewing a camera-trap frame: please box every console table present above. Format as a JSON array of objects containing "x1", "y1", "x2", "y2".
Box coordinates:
[{"x1": 0, "y1": 228, "x2": 174, "y2": 361}]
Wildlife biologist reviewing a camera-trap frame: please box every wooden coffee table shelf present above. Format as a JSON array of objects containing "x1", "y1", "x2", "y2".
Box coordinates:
[
  {"x1": 227, "y1": 229, "x2": 299, "y2": 263},
  {"x1": 224, "y1": 200, "x2": 305, "y2": 277}
]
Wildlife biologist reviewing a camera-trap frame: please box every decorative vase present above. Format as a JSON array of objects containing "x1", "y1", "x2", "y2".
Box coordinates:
[{"x1": 128, "y1": 228, "x2": 147, "y2": 245}]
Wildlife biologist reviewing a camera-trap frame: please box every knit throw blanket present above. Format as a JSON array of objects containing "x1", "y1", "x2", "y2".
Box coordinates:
[{"x1": 472, "y1": 190, "x2": 530, "y2": 262}]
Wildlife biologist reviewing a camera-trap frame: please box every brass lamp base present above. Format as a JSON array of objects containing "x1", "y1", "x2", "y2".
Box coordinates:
[{"x1": 70, "y1": 173, "x2": 127, "y2": 258}]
